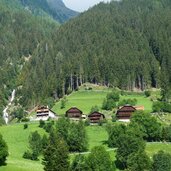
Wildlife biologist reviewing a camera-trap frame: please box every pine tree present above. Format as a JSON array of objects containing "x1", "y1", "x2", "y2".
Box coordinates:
[{"x1": 43, "y1": 131, "x2": 69, "y2": 171}]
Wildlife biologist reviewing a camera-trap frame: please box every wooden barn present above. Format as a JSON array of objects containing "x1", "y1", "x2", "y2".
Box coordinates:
[
  {"x1": 36, "y1": 106, "x2": 57, "y2": 121},
  {"x1": 116, "y1": 105, "x2": 136, "y2": 122},
  {"x1": 88, "y1": 111, "x2": 105, "y2": 124},
  {"x1": 65, "y1": 107, "x2": 83, "y2": 120}
]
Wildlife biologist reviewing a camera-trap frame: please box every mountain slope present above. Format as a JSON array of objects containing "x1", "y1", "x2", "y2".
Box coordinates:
[
  {"x1": 20, "y1": 0, "x2": 78, "y2": 23},
  {"x1": 0, "y1": 0, "x2": 59, "y2": 114},
  {"x1": 18, "y1": 0, "x2": 171, "y2": 108}
]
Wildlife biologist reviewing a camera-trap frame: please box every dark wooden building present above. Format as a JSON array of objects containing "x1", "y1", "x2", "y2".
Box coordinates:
[
  {"x1": 116, "y1": 105, "x2": 136, "y2": 121},
  {"x1": 65, "y1": 107, "x2": 83, "y2": 120},
  {"x1": 88, "y1": 111, "x2": 105, "y2": 123}
]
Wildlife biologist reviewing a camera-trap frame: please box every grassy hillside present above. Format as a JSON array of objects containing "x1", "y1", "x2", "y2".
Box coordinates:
[
  {"x1": 0, "y1": 123, "x2": 171, "y2": 171},
  {"x1": 0, "y1": 122, "x2": 45, "y2": 171},
  {"x1": 52, "y1": 86, "x2": 153, "y2": 115}
]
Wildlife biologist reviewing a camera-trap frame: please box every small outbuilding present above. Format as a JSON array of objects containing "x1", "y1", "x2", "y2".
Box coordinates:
[
  {"x1": 88, "y1": 111, "x2": 105, "y2": 124},
  {"x1": 36, "y1": 106, "x2": 57, "y2": 121},
  {"x1": 116, "y1": 105, "x2": 136, "y2": 122},
  {"x1": 65, "y1": 107, "x2": 83, "y2": 120}
]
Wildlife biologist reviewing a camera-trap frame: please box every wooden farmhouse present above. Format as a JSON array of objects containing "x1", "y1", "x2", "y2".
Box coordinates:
[
  {"x1": 36, "y1": 106, "x2": 57, "y2": 121},
  {"x1": 88, "y1": 111, "x2": 105, "y2": 124},
  {"x1": 65, "y1": 107, "x2": 83, "y2": 120},
  {"x1": 116, "y1": 105, "x2": 136, "y2": 122}
]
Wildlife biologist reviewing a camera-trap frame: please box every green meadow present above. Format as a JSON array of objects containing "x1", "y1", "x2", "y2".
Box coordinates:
[
  {"x1": 0, "y1": 87, "x2": 163, "y2": 171},
  {"x1": 52, "y1": 88, "x2": 153, "y2": 115},
  {"x1": 1, "y1": 123, "x2": 171, "y2": 171},
  {"x1": 0, "y1": 122, "x2": 44, "y2": 171}
]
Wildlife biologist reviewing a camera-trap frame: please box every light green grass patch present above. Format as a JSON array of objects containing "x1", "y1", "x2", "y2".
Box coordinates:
[
  {"x1": 52, "y1": 89, "x2": 153, "y2": 115},
  {"x1": 0, "y1": 122, "x2": 45, "y2": 171}
]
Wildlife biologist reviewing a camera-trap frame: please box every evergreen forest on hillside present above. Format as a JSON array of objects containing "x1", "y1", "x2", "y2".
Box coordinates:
[{"x1": 1, "y1": 0, "x2": 171, "y2": 110}]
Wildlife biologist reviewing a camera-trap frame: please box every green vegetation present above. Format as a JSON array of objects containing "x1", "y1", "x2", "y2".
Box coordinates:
[
  {"x1": 0, "y1": 122, "x2": 171, "y2": 170},
  {"x1": 52, "y1": 88, "x2": 153, "y2": 115},
  {"x1": 0, "y1": 134, "x2": 8, "y2": 166},
  {"x1": 0, "y1": 123, "x2": 45, "y2": 171}
]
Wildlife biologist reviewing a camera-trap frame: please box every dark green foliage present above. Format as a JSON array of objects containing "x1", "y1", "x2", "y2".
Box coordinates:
[
  {"x1": 106, "y1": 123, "x2": 126, "y2": 148},
  {"x1": 41, "y1": 134, "x2": 48, "y2": 149},
  {"x1": 56, "y1": 117, "x2": 70, "y2": 142},
  {"x1": 152, "y1": 101, "x2": 171, "y2": 113},
  {"x1": 86, "y1": 146, "x2": 116, "y2": 171},
  {"x1": 60, "y1": 97, "x2": 67, "y2": 109},
  {"x1": 130, "y1": 111, "x2": 162, "y2": 141},
  {"x1": 152, "y1": 101, "x2": 164, "y2": 112},
  {"x1": 127, "y1": 150, "x2": 151, "y2": 171},
  {"x1": 107, "y1": 91, "x2": 120, "y2": 102},
  {"x1": 23, "y1": 131, "x2": 42, "y2": 160},
  {"x1": 13, "y1": 107, "x2": 25, "y2": 121},
  {"x1": 39, "y1": 120, "x2": 45, "y2": 128},
  {"x1": 102, "y1": 91, "x2": 119, "y2": 110},
  {"x1": 0, "y1": 134, "x2": 8, "y2": 166},
  {"x1": 90, "y1": 105, "x2": 99, "y2": 113},
  {"x1": 118, "y1": 98, "x2": 137, "y2": 107},
  {"x1": 115, "y1": 129, "x2": 146, "y2": 170},
  {"x1": 145, "y1": 90, "x2": 151, "y2": 97},
  {"x1": 43, "y1": 121, "x2": 54, "y2": 133},
  {"x1": 23, "y1": 123, "x2": 28, "y2": 129},
  {"x1": 67, "y1": 121, "x2": 88, "y2": 152},
  {"x1": 2, "y1": 0, "x2": 171, "y2": 109},
  {"x1": 161, "y1": 124, "x2": 171, "y2": 142},
  {"x1": 43, "y1": 131, "x2": 69, "y2": 171},
  {"x1": 71, "y1": 155, "x2": 87, "y2": 171},
  {"x1": 152, "y1": 151, "x2": 171, "y2": 171}
]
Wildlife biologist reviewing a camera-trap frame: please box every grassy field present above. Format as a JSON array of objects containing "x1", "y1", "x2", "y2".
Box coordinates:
[
  {"x1": 0, "y1": 123, "x2": 171, "y2": 171},
  {"x1": 0, "y1": 86, "x2": 161, "y2": 170},
  {"x1": 0, "y1": 122, "x2": 44, "y2": 171},
  {"x1": 52, "y1": 87, "x2": 153, "y2": 115}
]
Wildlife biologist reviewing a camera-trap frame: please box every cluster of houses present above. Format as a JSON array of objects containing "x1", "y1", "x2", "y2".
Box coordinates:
[{"x1": 35, "y1": 104, "x2": 144, "y2": 123}]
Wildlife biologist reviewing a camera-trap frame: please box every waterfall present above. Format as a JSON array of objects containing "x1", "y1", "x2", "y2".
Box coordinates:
[{"x1": 3, "y1": 89, "x2": 16, "y2": 124}]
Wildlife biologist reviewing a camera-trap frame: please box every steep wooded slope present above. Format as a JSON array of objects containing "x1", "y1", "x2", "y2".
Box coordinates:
[
  {"x1": 19, "y1": 0, "x2": 171, "y2": 108},
  {"x1": 0, "y1": 1, "x2": 59, "y2": 113}
]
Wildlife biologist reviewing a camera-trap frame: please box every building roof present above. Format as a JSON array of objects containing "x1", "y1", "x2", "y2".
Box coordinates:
[
  {"x1": 88, "y1": 111, "x2": 105, "y2": 118},
  {"x1": 117, "y1": 105, "x2": 136, "y2": 112},
  {"x1": 66, "y1": 107, "x2": 83, "y2": 114}
]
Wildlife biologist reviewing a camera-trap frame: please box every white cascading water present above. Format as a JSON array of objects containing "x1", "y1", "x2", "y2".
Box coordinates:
[{"x1": 3, "y1": 89, "x2": 16, "y2": 124}]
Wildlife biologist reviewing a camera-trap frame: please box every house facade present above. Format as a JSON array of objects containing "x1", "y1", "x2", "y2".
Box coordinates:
[
  {"x1": 36, "y1": 106, "x2": 57, "y2": 121},
  {"x1": 116, "y1": 105, "x2": 136, "y2": 122},
  {"x1": 88, "y1": 111, "x2": 105, "y2": 124},
  {"x1": 65, "y1": 107, "x2": 83, "y2": 120}
]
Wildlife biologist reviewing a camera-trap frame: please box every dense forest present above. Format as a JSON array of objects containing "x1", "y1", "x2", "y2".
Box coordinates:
[
  {"x1": 0, "y1": 0, "x2": 59, "y2": 112},
  {"x1": 1, "y1": 0, "x2": 171, "y2": 111}
]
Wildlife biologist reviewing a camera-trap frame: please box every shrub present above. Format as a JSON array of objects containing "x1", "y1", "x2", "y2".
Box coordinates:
[
  {"x1": 90, "y1": 105, "x2": 99, "y2": 113},
  {"x1": 24, "y1": 123, "x2": 28, "y2": 129},
  {"x1": 144, "y1": 90, "x2": 151, "y2": 97},
  {"x1": 39, "y1": 120, "x2": 45, "y2": 128}
]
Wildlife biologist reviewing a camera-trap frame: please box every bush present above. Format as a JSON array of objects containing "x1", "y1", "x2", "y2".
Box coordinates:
[
  {"x1": 118, "y1": 98, "x2": 137, "y2": 107},
  {"x1": 90, "y1": 105, "x2": 99, "y2": 113},
  {"x1": 66, "y1": 88, "x2": 72, "y2": 95},
  {"x1": 23, "y1": 151, "x2": 32, "y2": 160},
  {"x1": 24, "y1": 123, "x2": 28, "y2": 129},
  {"x1": 0, "y1": 134, "x2": 8, "y2": 166},
  {"x1": 39, "y1": 120, "x2": 45, "y2": 128},
  {"x1": 21, "y1": 117, "x2": 30, "y2": 122},
  {"x1": 60, "y1": 97, "x2": 67, "y2": 109},
  {"x1": 144, "y1": 90, "x2": 151, "y2": 97},
  {"x1": 84, "y1": 120, "x2": 90, "y2": 126}
]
